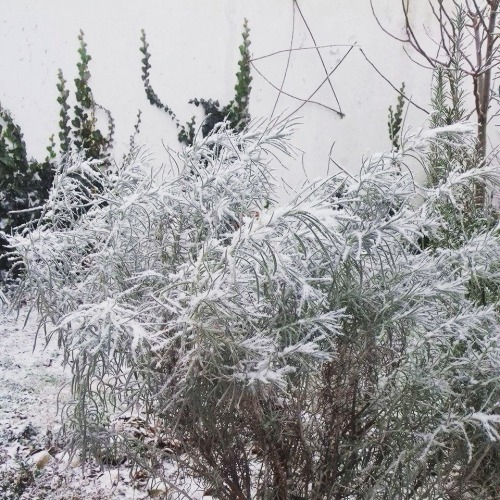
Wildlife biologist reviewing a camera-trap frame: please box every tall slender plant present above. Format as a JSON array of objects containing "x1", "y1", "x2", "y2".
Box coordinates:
[
  {"x1": 56, "y1": 69, "x2": 71, "y2": 155},
  {"x1": 372, "y1": 0, "x2": 500, "y2": 206},
  {"x1": 69, "y1": 30, "x2": 112, "y2": 161},
  {"x1": 388, "y1": 82, "x2": 406, "y2": 150}
]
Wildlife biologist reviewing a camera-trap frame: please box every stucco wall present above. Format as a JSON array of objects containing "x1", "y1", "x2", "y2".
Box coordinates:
[{"x1": 0, "y1": 0, "x2": 439, "y2": 194}]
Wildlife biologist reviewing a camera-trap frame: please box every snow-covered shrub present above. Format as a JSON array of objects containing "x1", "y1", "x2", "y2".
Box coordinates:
[
  {"x1": 6, "y1": 119, "x2": 500, "y2": 498},
  {"x1": 0, "y1": 105, "x2": 54, "y2": 281}
]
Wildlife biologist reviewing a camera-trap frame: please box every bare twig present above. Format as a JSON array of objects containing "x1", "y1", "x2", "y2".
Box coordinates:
[
  {"x1": 279, "y1": 45, "x2": 355, "y2": 122},
  {"x1": 271, "y1": 0, "x2": 296, "y2": 118},
  {"x1": 358, "y1": 48, "x2": 430, "y2": 114},
  {"x1": 250, "y1": 44, "x2": 358, "y2": 63},
  {"x1": 294, "y1": 0, "x2": 344, "y2": 115},
  {"x1": 251, "y1": 61, "x2": 344, "y2": 117}
]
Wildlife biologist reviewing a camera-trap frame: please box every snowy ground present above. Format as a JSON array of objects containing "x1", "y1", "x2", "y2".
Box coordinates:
[{"x1": 0, "y1": 303, "x2": 207, "y2": 499}]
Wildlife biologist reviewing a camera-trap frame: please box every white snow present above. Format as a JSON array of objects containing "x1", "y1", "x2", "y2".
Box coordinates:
[{"x1": 0, "y1": 304, "x2": 208, "y2": 499}]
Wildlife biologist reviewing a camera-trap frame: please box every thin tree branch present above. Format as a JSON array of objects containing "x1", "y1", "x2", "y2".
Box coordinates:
[
  {"x1": 250, "y1": 62, "x2": 344, "y2": 117},
  {"x1": 250, "y1": 44, "x2": 357, "y2": 63},
  {"x1": 358, "y1": 48, "x2": 430, "y2": 114},
  {"x1": 294, "y1": 0, "x2": 343, "y2": 115},
  {"x1": 370, "y1": 0, "x2": 409, "y2": 43},
  {"x1": 271, "y1": 0, "x2": 296, "y2": 118}
]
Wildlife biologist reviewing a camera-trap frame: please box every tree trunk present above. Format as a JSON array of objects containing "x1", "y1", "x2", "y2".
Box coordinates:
[{"x1": 475, "y1": 0, "x2": 499, "y2": 207}]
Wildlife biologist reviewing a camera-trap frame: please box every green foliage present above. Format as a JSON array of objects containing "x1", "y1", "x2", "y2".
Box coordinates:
[
  {"x1": 426, "y1": 5, "x2": 468, "y2": 189},
  {"x1": 46, "y1": 134, "x2": 57, "y2": 162},
  {"x1": 0, "y1": 30, "x2": 127, "y2": 279},
  {"x1": 50, "y1": 31, "x2": 117, "y2": 223},
  {"x1": 177, "y1": 113, "x2": 196, "y2": 146},
  {"x1": 124, "y1": 109, "x2": 142, "y2": 161},
  {"x1": 139, "y1": 29, "x2": 178, "y2": 120},
  {"x1": 140, "y1": 19, "x2": 252, "y2": 146},
  {"x1": 427, "y1": 63, "x2": 467, "y2": 189},
  {"x1": 70, "y1": 31, "x2": 111, "y2": 161},
  {"x1": 419, "y1": 5, "x2": 500, "y2": 308},
  {"x1": 227, "y1": 18, "x2": 252, "y2": 130},
  {"x1": 0, "y1": 105, "x2": 54, "y2": 276},
  {"x1": 387, "y1": 82, "x2": 406, "y2": 150},
  {"x1": 54, "y1": 31, "x2": 114, "y2": 162},
  {"x1": 53, "y1": 31, "x2": 125, "y2": 163},
  {"x1": 56, "y1": 69, "x2": 71, "y2": 154},
  {"x1": 0, "y1": 110, "x2": 28, "y2": 172}
]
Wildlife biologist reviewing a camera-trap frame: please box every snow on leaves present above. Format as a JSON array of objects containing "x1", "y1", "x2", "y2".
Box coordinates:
[{"x1": 5, "y1": 120, "x2": 500, "y2": 497}]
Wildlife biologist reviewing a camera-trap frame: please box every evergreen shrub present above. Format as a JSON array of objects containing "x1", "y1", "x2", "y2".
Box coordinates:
[
  {"x1": 5, "y1": 118, "x2": 500, "y2": 498},
  {"x1": 0, "y1": 106, "x2": 54, "y2": 279}
]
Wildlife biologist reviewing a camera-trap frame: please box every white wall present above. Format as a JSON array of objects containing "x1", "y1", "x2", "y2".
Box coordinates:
[{"x1": 0, "y1": 0, "x2": 439, "y2": 195}]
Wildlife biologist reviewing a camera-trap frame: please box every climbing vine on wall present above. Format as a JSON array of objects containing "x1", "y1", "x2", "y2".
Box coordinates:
[
  {"x1": 140, "y1": 19, "x2": 252, "y2": 146},
  {"x1": 55, "y1": 30, "x2": 114, "y2": 161},
  {"x1": 387, "y1": 82, "x2": 406, "y2": 151}
]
